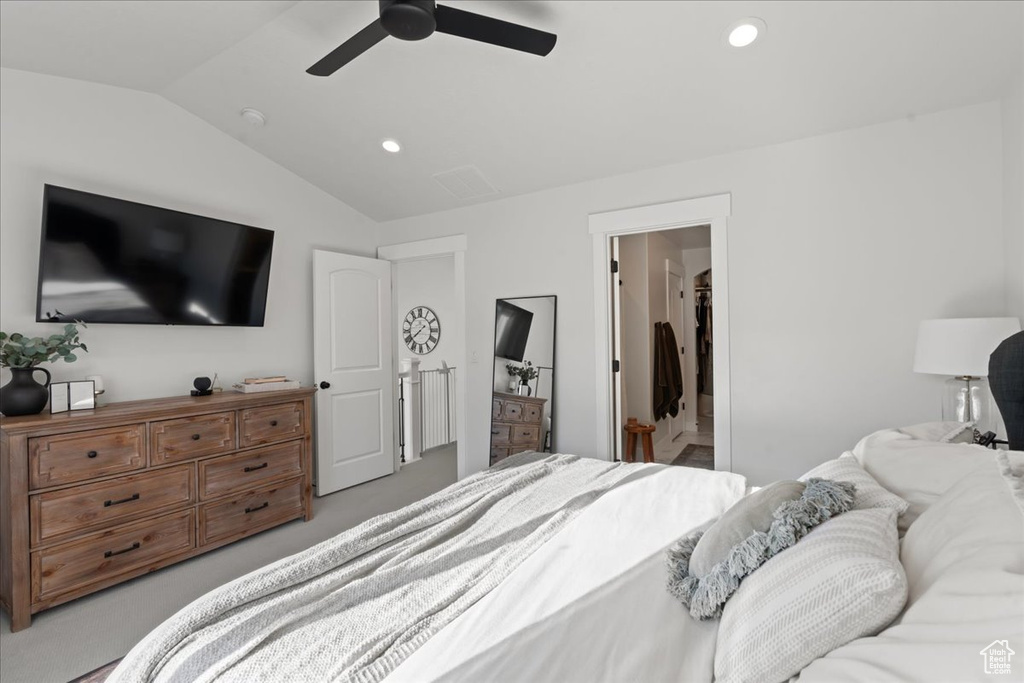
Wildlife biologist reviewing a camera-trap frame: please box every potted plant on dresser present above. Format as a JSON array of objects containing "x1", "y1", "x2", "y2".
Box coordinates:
[
  {"x1": 0, "y1": 322, "x2": 87, "y2": 416},
  {"x1": 506, "y1": 360, "x2": 539, "y2": 397}
]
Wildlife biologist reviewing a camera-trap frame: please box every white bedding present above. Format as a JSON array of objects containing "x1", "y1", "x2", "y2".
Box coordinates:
[{"x1": 388, "y1": 462, "x2": 747, "y2": 683}]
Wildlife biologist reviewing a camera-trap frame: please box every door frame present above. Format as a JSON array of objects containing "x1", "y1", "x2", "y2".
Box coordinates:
[
  {"x1": 589, "y1": 194, "x2": 733, "y2": 472},
  {"x1": 378, "y1": 234, "x2": 468, "y2": 480}
]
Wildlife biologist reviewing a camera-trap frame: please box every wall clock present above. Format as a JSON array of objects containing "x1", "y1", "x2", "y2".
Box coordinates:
[{"x1": 403, "y1": 306, "x2": 440, "y2": 355}]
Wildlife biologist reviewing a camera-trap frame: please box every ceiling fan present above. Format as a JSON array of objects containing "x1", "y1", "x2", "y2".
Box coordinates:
[{"x1": 307, "y1": 0, "x2": 557, "y2": 76}]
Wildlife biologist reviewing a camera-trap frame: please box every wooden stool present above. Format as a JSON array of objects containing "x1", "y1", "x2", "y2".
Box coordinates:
[{"x1": 624, "y1": 418, "x2": 656, "y2": 463}]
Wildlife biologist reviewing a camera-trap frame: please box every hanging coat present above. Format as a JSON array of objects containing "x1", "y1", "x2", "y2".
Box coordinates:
[{"x1": 653, "y1": 322, "x2": 684, "y2": 420}]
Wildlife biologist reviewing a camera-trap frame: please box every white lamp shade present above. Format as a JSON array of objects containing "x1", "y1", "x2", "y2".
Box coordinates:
[{"x1": 913, "y1": 317, "x2": 1022, "y2": 376}]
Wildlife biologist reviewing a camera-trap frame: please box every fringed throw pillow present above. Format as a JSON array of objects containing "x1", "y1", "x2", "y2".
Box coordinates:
[{"x1": 666, "y1": 478, "x2": 856, "y2": 620}]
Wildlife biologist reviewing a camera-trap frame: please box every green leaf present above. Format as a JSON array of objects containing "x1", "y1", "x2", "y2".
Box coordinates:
[
  {"x1": 63, "y1": 353, "x2": 77, "y2": 363},
  {"x1": 10, "y1": 333, "x2": 23, "y2": 342},
  {"x1": 57, "y1": 347, "x2": 70, "y2": 356},
  {"x1": 80, "y1": 343, "x2": 88, "y2": 352},
  {"x1": 0, "y1": 332, "x2": 6, "y2": 341}
]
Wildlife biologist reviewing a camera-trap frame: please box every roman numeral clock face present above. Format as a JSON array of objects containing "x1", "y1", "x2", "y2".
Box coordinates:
[{"x1": 402, "y1": 306, "x2": 440, "y2": 355}]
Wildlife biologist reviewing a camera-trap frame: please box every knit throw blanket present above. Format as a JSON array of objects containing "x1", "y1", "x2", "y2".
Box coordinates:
[{"x1": 108, "y1": 453, "x2": 638, "y2": 683}]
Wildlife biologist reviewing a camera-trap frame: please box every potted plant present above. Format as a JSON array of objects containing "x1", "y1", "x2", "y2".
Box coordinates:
[
  {"x1": 0, "y1": 321, "x2": 88, "y2": 416},
  {"x1": 506, "y1": 360, "x2": 539, "y2": 397}
]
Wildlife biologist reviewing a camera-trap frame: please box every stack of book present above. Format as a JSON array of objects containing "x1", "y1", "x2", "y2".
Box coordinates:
[{"x1": 232, "y1": 376, "x2": 301, "y2": 393}]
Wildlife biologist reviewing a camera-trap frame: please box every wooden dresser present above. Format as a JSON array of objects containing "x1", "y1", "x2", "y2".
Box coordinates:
[
  {"x1": 490, "y1": 392, "x2": 548, "y2": 465},
  {"x1": 0, "y1": 388, "x2": 315, "y2": 631}
]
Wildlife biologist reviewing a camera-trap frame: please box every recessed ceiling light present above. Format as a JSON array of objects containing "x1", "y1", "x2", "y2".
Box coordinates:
[
  {"x1": 382, "y1": 139, "x2": 401, "y2": 153},
  {"x1": 726, "y1": 18, "x2": 766, "y2": 48},
  {"x1": 240, "y1": 108, "x2": 266, "y2": 127}
]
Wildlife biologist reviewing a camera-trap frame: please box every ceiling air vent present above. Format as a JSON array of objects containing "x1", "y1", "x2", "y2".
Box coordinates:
[{"x1": 432, "y1": 165, "x2": 498, "y2": 200}]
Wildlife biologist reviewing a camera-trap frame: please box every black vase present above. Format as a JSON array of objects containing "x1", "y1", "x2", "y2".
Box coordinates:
[{"x1": 0, "y1": 367, "x2": 52, "y2": 417}]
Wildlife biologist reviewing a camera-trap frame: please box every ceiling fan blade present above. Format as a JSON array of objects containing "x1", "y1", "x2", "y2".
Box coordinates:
[
  {"x1": 307, "y1": 19, "x2": 389, "y2": 76},
  {"x1": 434, "y1": 5, "x2": 556, "y2": 57}
]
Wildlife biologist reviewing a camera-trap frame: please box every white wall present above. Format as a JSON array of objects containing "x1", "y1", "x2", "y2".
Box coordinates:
[
  {"x1": 377, "y1": 102, "x2": 1006, "y2": 485},
  {"x1": 394, "y1": 255, "x2": 456, "y2": 372},
  {"x1": 1003, "y1": 27, "x2": 1024, "y2": 322},
  {"x1": 0, "y1": 69, "x2": 375, "y2": 401}
]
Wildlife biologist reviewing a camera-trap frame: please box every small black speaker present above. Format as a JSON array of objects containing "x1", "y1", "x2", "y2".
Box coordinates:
[{"x1": 191, "y1": 376, "x2": 213, "y2": 397}]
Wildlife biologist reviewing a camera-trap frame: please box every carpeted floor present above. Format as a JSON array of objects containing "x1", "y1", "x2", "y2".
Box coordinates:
[
  {"x1": 669, "y1": 443, "x2": 715, "y2": 470},
  {"x1": 0, "y1": 446, "x2": 458, "y2": 683}
]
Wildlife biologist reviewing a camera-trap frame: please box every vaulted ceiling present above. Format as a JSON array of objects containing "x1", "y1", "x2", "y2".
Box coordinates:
[{"x1": 1, "y1": 1, "x2": 1021, "y2": 221}]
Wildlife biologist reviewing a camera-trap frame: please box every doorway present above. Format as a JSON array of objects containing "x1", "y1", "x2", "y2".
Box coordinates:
[
  {"x1": 312, "y1": 236, "x2": 468, "y2": 497},
  {"x1": 613, "y1": 225, "x2": 715, "y2": 469},
  {"x1": 588, "y1": 193, "x2": 732, "y2": 471},
  {"x1": 378, "y1": 236, "x2": 468, "y2": 480}
]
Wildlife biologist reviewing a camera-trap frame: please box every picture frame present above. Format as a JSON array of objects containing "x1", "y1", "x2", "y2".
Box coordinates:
[
  {"x1": 49, "y1": 382, "x2": 70, "y2": 414},
  {"x1": 68, "y1": 380, "x2": 96, "y2": 411}
]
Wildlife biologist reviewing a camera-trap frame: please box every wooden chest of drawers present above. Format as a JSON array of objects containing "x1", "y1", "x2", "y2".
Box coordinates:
[
  {"x1": 490, "y1": 392, "x2": 548, "y2": 465},
  {"x1": 0, "y1": 388, "x2": 315, "y2": 631}
]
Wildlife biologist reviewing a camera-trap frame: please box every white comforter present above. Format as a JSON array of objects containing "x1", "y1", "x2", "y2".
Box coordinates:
[{"x1": 388, "y1": 461, "x2": 747, "y2": 683}]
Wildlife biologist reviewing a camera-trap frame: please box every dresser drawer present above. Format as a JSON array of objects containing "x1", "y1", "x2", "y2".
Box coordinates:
[
  {"x1": 501, "y1": 401, "x2": 524, "y2": 422},
  {"x1": 32, "y1": 510, "x2": 194, "y2": 604},
  {"x1": 490, "y1": 447, "x2": 511, "y2": 464},
  {"x1": 523, "y1": 404, "x2": 543, "y2": 424},
  {"x1": 151, "y1": 412, "x2": 236, "y2": 465},
  {"x1": 489, "y1": 424, "x2": 512, "y2": 445},
  {"x1": 199, "y1": 442, "x2": 303, "y2": 500},
  {"x1": 199, "y1": 478, "x2": 303, "y2": 547},
  {"x1": 29, "y1": 425, "x2": 145, "y2": 490},
  {"x1": 492, "y1": 399, "x2": 503, "y2": 420},
  {"x1": 31, "y1": 465, "x2": 195, "y2": 546},
  {"x1": 239, "y1": 402, "x2": 303, "y2": 449},
  {"x1": 510, "y1": 425, "x2": 540, "y2": 445}
]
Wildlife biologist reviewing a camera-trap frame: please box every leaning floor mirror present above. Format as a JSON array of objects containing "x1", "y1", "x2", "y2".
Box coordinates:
[{"x1": 490, "y1": 296, "x2": 556, "y2": 466}]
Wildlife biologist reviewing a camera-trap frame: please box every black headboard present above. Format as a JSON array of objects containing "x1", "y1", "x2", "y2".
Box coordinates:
[{"x1": 990, "y1": 330, "x2": 1024, "y2": 450}]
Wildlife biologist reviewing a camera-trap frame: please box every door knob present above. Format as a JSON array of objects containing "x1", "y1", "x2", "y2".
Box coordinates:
[{"x1": 319, "y1": 381, "x2": 331, "y2": 389}]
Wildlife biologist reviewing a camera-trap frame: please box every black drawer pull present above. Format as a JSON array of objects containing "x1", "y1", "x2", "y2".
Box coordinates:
[
  {"x1": 491, "y1": 429, "x2": 500, "y2": 435},
  {"x1": 245, "y1": 502, "x2": 269, "y2": 514},
  {"x1": 104, "y1": 542, "x2": 140, "y2": 558},
  {"x1": 191, "y1": 433, "x2": 201, "y2": 441},
  {"x1": 270, "y1": 420, "x2": 278, "y2": 427},
  {"x1": 104, "y1": 493, "x2": 140, "y2": 507},
  {"x1": 87, "y1": 450, "x2": 98, "y2": 458},
  {"x1": 244, "y1": 462, "x2": 269, "y2": 473}
]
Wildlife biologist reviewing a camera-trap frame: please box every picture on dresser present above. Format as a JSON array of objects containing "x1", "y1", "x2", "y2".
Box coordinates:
[{"x1": 490, "y1": 296, "x2": 556, "y2": 465}]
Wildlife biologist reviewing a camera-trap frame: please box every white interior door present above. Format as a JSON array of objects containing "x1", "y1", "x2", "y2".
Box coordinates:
[
  {"x1": 666, "y1": 260, "x2": 686, "y2": 441},
  {"x1": 313, "y1": 250, "x2": 395, "y2": 495},
  {"x1": 610, "y1": 236, "x2": 624, "y2": 461}
]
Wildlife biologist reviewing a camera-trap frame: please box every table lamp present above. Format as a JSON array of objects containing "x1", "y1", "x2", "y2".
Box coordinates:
[{"x1": 913, "y1": 317, "x2": 1022, "y2": 432}]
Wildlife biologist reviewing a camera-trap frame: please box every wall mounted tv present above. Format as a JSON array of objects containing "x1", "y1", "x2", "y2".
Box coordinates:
[
  {"x1": 36, "y1": 185, "x2": 274, "y2": 326},
  {"x1": 494, "y1": 299, "x2": 533, "y2": 362}
]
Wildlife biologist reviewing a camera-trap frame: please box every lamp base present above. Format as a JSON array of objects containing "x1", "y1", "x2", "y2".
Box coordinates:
[{"x1": 942, "y1": 376, "x2": 992, "y2": 432}]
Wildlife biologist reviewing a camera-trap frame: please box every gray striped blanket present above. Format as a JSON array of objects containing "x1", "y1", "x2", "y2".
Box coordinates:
[{"x1": 108, "y1": 453, "x2": 639, "y2": 683}]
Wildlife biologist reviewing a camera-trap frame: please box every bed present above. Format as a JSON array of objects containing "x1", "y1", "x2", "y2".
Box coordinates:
[{"x1": 106, "y1": 433, "x2": 1024, "y2": 683}]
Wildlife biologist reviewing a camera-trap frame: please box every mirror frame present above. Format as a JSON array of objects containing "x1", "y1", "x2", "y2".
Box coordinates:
[{"x1": 490, "y1": 295, "x2": 557, "y2": 461}]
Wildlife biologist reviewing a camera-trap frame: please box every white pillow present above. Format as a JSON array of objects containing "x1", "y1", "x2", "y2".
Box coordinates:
[
  {"x1": 851, "y1": 439, "x2": 989, "y2": 533},
  {"x1": 801, "y1": 454, "x2": 909, "y2": 515},
  {"x1": 898, "y1": 420, "x2": 976, "y2": 443},
  {"x1": 715, "y1": 508, "x2": 906, "y2": 683},
  {"x1": 795, "y1": 456, "x2": 1024, "y2": 683}
]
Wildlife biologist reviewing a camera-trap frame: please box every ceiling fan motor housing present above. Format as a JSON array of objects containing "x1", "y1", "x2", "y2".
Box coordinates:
[{"x1": 380, "y1": 0, "x2": 437, "y2": 41}]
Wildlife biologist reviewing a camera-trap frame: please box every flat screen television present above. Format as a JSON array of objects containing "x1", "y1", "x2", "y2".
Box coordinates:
[
  {"x1": 36, "y1": 185, "x2": 274, "y2": 326},
  {"x1": 494, "y1": 299, "x2": 533, "y2": 362}
]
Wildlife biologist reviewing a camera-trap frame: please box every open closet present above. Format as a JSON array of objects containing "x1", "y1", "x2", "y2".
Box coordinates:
[{"x1": 694, "y1": 268, "x2": 713, "y2": 427}]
